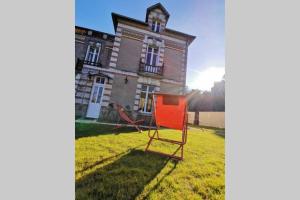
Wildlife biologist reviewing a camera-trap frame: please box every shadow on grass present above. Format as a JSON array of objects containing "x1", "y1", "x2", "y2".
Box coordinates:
[
  {"x1": 76, "y1": 150, "x2": 170, "y2": 200},
  {"x1": 142, "y1": 159, "x2": 178, "y2": 199},
  {"x1": 75, "y1": 122, "x2": 143, "y2": 139},
  {"x1": 76, "y1": 144, "x2": 147, "y2": 174}
]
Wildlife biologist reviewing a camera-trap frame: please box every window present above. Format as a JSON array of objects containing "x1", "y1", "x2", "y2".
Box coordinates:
[
  {"x1": 138, "y1": 85, "x2": 155, "y2": 113},
  {"x1": 96, "y1": 87, "x2": 103, "y2": 103},
  {"x1": 151, "y1": 21, "x2": 161, "y2": 33},
  {"x1": 91, "y1": 85, "x2": 99, "y2": 103},
  {"x1": 85, "y1": 44, "x2": 101, "y2": 63},
  {"x1": 146, "y1": 46, "x2": 159, "y2": 66},
  {"x1": 145, "y1": 46, "x2": 159, "y2": 73},
  {"x1": 95, "y1": 77, "x2": 105, "y2": 84}
]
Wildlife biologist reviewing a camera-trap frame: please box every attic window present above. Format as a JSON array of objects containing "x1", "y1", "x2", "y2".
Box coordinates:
[{"x1": 151, "y1": 21, "x2": 160, "y2": 33}]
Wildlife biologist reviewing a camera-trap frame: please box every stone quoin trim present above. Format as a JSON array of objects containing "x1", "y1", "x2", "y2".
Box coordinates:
[
  {"x1": 109, "y1": 63, "x2": 117, "y2": 68},
  {"x1": 158, "y1": 40, "x2": 165, "y2": 65},
  {"x1": 134, "y1": 83, "x2": 142, "y2": 112},
  {"x1": 109, "y1": 25, "x2": 123, "y2": 68},
  {"x1": 103, "y1": 89, "x2": 112, "y2": 96},
  {"x1": 140, "y1": 35, "x2": 148, "y2": 63},
  {"x1": 111, "y1": 52, "x2": 118, "y2": 57},
  {"x1": 110, "y1": 57, "x2": 117, "y2": 62},
  {"x1": 101, "y1": 102, "x2": 109, "y2": 107},
  {"x1": 113, "y1": 41, "x2": 120, "y2": 47},
  {"x1": 180, "y1": 46, "x2": 187, "y2": 83},
  {"x1": 112, "y1": 47, "x2": 119, "y2": 52},
  {"x1": 101, "y1": 81, "x2": 113, "y2": 108},
  {"x1": 75, "y1": 68, "x2": 93, "y2": 105},
  {"x1": 114, "y1": 37, "x2": 121, "y2": 42}
]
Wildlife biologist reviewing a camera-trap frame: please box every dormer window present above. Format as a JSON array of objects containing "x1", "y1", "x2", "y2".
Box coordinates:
[{"x1": 151, "y1": 20, "x2": 161, "y2": 33}]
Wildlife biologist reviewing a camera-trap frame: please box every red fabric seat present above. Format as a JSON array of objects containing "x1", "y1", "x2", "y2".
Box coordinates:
[
  {"x1": 155, "y1": 94, "x2": 187, "y2": 130},
  {"x1": 145, "y1": 93, "x2": 188, "y2": 160}
]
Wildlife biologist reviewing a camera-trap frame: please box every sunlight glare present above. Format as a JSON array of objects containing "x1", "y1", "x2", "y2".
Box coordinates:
[{"x1": 189, "y1": 67, "x2": 225, "y2": 91}]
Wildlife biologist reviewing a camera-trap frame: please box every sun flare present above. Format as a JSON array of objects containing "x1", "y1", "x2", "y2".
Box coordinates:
[{"x1": 189, "y1": 67, "x2": 225, "y2": 91}]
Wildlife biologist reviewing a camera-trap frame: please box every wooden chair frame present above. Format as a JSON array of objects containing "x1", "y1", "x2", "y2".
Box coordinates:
[
  {"x1": 113, "y1": 103, "x2": 144, "y2": 133},
  {"x1": 145, "y1": 94, "x2": 188, "y2": 160}
]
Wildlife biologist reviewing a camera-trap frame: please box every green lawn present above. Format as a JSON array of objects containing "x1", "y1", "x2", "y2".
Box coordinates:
[{"x1": 75, "y1": 122, "x2": 225, "y2": 200}]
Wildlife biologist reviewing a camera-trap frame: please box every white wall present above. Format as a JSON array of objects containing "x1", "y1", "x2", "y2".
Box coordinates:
[{"x1": 188, "y1": 112, "x2": 225, "y2": 128}]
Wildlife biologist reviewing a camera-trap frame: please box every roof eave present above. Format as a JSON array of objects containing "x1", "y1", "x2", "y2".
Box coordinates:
[
  {"x1": 111, "y1": 12, "x2": 196, "y2": 45},
  {"x1": 112, "y1": 12, "x2": 148, "y2": 32},
  {"x1": 165, "y1": 28, "x2": 196, "y2": 45}
]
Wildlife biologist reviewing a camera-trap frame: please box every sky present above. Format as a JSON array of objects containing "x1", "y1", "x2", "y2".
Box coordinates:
[{"x1": 76, "y1": 0, "x2": 224, "y2": 91}]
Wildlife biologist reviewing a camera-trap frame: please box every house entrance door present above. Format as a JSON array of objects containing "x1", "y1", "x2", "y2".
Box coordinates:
[{"x1": 86, "y1": 77, "x2": 105, "y2": 118}]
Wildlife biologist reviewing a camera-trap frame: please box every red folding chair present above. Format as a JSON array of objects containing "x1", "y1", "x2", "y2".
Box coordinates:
[
  {"x1": 145, "y1": 93, "x2": 188, "y2": 160},
  {"x1": 113, "y1": 104, "x2": 144, "y2": 133}
]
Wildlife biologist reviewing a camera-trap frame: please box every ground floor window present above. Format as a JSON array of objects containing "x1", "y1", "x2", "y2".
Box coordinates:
[{"x1": 138, "y1": 85, "x2": 155, "y2": 113}]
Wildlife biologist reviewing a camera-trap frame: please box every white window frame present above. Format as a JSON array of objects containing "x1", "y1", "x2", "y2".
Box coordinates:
[
  {"x1": 151, "y1": 21, "x2": 161, "y2": 33},
  {"x1": 139, "y1": 85, "x2": 155, "y2": 113},
  {"x1": 146, "y1": 46, "x2": 159, "y2": 66},
  {"x1": 85, "y1": 43, "x2": 101, "y2": 63}
]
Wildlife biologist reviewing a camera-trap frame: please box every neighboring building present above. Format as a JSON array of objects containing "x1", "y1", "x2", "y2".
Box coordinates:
[
  {"x1": 211, "y1": 79, "x2": 225, "y2": 111},
  {"x1": 211, "y1": 80, "x2": 225, "y2": 97},
  {"x1": 75, "y1": 3, "x2": 196, "y2": 120}
]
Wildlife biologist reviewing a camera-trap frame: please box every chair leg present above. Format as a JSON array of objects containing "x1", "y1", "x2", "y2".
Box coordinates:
[
  {"x1": 133, "y1": 124, "x2": 142, "y2": 133},
  {"x1": 145, "y1": 129, "x2": 157, "y2": 151},
  {"x1": 181, "y1": 145, "x2": 184, "y2": 160},
  {"x1": 171, "y1": 145, "x2": 182, "y2": 157},
  {"x1": 145, "y1": 138, "x2": 152, "y2": 151}
]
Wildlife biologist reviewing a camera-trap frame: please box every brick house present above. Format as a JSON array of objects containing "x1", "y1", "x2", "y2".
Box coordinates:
[{"x1": 75, "y1": 3, "x2": 195, "y2": 120}]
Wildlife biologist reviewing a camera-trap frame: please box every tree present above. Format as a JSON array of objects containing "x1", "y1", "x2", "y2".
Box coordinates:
[
  {"x1": 211, "y1": 76, "x2": 225, "y2": 111},
  {"x1": 187, "y1": 90, "x2": 214, "y2": 125}
]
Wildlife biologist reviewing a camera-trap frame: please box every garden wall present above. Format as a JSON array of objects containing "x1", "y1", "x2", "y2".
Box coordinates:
[{"x1": 188, "y1": 112, "x2": 225, "y2": 128}]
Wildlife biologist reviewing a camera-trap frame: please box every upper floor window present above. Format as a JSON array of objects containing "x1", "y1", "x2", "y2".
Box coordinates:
[
  {"x1": 138, "y1": 85, "x2": 155, "y2": 113},
  {"x1": 95, "y1": 77, "x2": 105, "y2": 84},
  {"x1": 146, "y1": 46, "x2": 159, "y2": 66},
  {"x1": 151, "y1": 21, "x2": 161, "y2": 33},
  {"x1": 85, "y1": 43, "x2": 101, "y2": 63}
]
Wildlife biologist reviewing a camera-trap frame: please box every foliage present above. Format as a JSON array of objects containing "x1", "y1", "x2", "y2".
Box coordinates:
[
  {"x1": 188, "y1": 90, "x2": 212, "y2": 111},
  {"x1": 186, "y1": 76, "x2": 225, "y2": 112}
]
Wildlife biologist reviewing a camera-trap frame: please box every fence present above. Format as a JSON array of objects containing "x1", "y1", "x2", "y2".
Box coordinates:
[{"x1": 188, "y1": 112, "x2": 225, "y2": 128}]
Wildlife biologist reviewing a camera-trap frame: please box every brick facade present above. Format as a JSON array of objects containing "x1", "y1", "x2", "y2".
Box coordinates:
[{"x1": 75, "y1": 3, "x2": 195, "y2": 120}]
